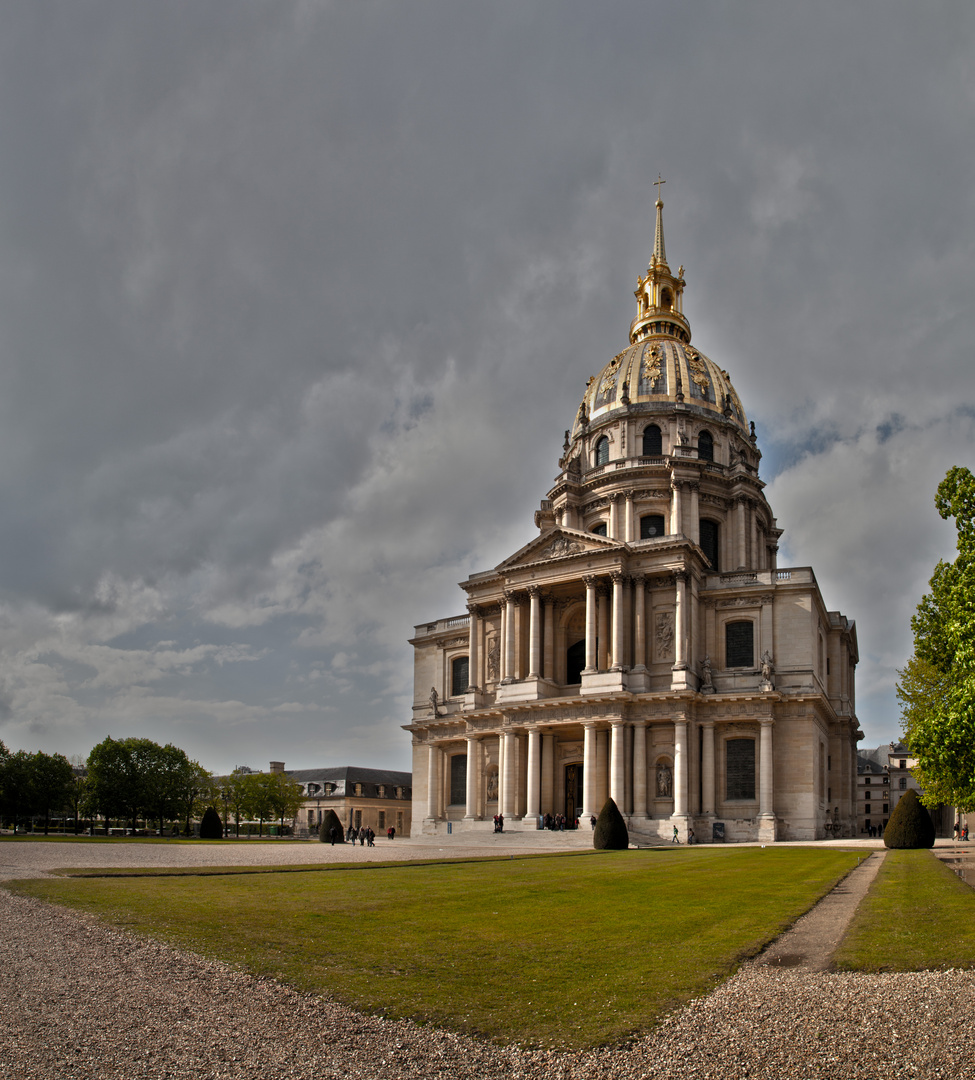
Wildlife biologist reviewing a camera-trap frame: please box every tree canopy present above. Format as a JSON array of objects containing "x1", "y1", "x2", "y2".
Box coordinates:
[{"x1": 899, "y1": 466, "x2": 975, "y2": 810}]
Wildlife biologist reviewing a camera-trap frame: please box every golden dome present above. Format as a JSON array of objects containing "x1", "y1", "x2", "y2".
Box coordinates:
[{"x1": 572, "y1": 337, "x2": 749, "y2": 437}]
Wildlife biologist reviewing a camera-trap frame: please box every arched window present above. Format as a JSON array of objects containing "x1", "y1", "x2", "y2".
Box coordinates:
[
  {"x1": 640, "y1": 514, "x2": 665, "y2": 539},
  {"x1": 450, "y1": 754, "x2": 467, "y2": 804},
  {"x1": 642, "y1": 424, "x2": 662, "y2": 456},
  {"x1": 700, "y1": 519, "x2": 719, "y2": 571},
  {"x1": 451, "y1": 655, "x2": 469, "y2": 696},
  {"x1": 590, "y1": 522, "x2": 608, "y2": 537},
  {"x1": 594, "y1": 436, "x2": 609, "y2": 466},
  {"x1": 727, "y1": 738, "x2": 755, "y2": 800},
  {"x1": 725, "y1": 620, "x2": 754, "y2": 668},
  {"x1": 698, "y1": 430, "x2": 714, "y2": 462}
]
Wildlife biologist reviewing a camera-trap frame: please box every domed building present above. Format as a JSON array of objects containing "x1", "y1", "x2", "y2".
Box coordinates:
[{"x1": 406, "y1": 189, "x2": 861, "y2": 842}]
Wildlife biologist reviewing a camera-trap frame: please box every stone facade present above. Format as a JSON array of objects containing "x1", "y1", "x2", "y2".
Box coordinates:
[
  {"x1": 405, "y1": 189, "x2": 861, "y2": 843},
  {"x1": 285, "y1": 765, "x2": 412, "y2": 838}
]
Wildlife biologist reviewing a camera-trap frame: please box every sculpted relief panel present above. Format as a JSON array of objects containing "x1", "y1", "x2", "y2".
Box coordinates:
[{"x1": 654, "y1": 611, "x2": 675, "y2": 661}]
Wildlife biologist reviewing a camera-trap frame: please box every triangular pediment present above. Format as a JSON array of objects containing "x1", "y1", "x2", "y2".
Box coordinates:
[{"x1": 496, "y1": 527, "x2": 625, "y2": 571}]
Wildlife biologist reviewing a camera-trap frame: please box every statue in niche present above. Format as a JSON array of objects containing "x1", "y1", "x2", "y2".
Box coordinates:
[
  {"x1": 429, "y1": 687, "x2": 441, "y2": 717},
  {"x1": 486, "y1": 635, "x2": 500, "y2": 682},
  {"x1": 760, "y1": 650, "x2": 775, "y2": 691},
  {"x1": 701, "y1": 654, "x2": 714, "y2": 694},
  {"x1": 486, "y1": 768, "x2": 499, "y2": 802},
  {"x1": 656, "y1": 764, "x2": 673, "y2": 799},
  {"x1": 655, "y1": 612, "x2": 674, "y2": 660}
]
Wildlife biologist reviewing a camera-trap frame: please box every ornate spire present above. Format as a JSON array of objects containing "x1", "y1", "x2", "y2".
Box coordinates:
[
  {"x1": 653, "y1": 174, "x2": 668, "y2": 268},
  {"x1": 629, "y1": 177, "x2": 691, "y2": 345}
]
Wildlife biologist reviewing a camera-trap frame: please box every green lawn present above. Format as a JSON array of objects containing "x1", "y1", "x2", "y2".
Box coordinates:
[
  {"x1": 832, "y1": 848, "x2": 975, "y2": 972},
  {"x1": 8, "y1": 846, "x2": 857, "y2": 1048}
]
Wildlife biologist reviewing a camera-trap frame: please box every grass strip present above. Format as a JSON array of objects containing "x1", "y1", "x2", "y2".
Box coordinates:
[
  {"x1": 832, "y1": 849, "x2": 975, "y2": 973},
  {"x1": 8, "y1": 846, "x2": 856, "y2": 1049}
]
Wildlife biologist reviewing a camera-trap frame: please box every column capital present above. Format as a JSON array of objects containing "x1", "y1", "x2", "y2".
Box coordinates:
[
  {"x1": 583, "y1": 574, "x2": 599, "y2": 589},
  {"x1": 632, "y1": 572, "x2": 646, "y2": 587},
  {"x1": 527, "y1": 584, "x2": 541, "y2": 599},
  {"x1": 466, "y1": 602, "x2": 481, "y2": 617},
  {"x1": 610, "y1": 570, "x2": 626, "y2": 585}
]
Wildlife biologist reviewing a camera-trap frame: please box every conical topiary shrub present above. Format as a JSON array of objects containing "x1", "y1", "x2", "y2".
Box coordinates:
[
  {"x1": 884, "y1": 788, "x2": 935, "y2": 849},
  {"x1": 199, "y1": 806, "x2": 224, "y2": 840},
  {"x1": 318, "y1": 808, "x2": 345, "y2": 844},
  {"x1": 593, "y1": 797, "x2": 629, "y2": 850}
]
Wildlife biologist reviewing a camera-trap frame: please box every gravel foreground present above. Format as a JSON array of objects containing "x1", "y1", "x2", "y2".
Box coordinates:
[{"x1": 3, "y1": 887, "x2": 974, "y2": 1080}]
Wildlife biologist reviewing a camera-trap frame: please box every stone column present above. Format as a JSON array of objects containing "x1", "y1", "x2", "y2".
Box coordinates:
[
  {"x1": 525, "y1": 727, "x2": 541, "y2": 820},
  {"x1": 582, "y1": 723, "x2": 597, "y2": 818},
  {"x1": 701, "y1": 721, "x2": 715, "y2": 816},
  {"x1": 597, "y1": 585, "x2": 609, "y2": 671},
  {"x1": 632, "y1": 575, "x2": 647, "y2": 671},
  {"x1": 542, "y1": 596, "x2": 555, "y2": 681},
  {"x1": 499, "y1": 601, "x2": 507, "y2": 682},
  {"x1": 584, "y1": 576, "x2": 598, "y2": 674},
  {"x1": 464, "y1": 735, "x2": 479, "y2": 819},
  {"x1": 690, "y1": 482, "x2": 700, "y2": 548},
  {"x1": 426, "y1": 742, "x2": 439, "y2": 821},
  {"x1": 674, "y1": 572, "x2": 688, "y2": 670},
  {"x1": 632, "y1": 721, "x2": 647, "y2": 817},
  {"x1": 611, "y1": 572, "x2": 625, "y2": 671},
  {"x1": 610, "y1": 720, "x2": 625, "y2": 807},
  {"x1": 673, "y1": 719, "x2": 688, "y2": 818},
  {"x1": 609, "y1": 493, "x2": 620, "y2": 539},
  {"x1": 759, "y1": 719, "x2": 775, "y2": 818},
  {"x1": 501, "y1": 730, "x2": 517, "y2": 818},
  {"x1": 625, "y1": 493, "x2": 635, "y2": 543},
  {"x1": 736, "y1": 496, "x2": 747, "y2": 569},
  {"x1": 466, "y1": 604, "x2": 480, "y2": 691},
  {"x1": 595, "y1": 728, "x2": 608, "y2": 809},
  {"x1": 503, "y1": 591, "x2": 517, "y2": 684},
  {"x1": 540, "y1": 732, "x2": 554, "y2": 815},
  {"x1": 671, "y1": 479, "x2": 684, "y2": 536},
  {"x1": 528, "y1": 586, "x2": 542, "y2": 678}
]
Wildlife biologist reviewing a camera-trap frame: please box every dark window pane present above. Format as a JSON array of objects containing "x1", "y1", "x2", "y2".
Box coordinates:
[
  {"x1": 698, "y1": 430, "x2": 714, "y2": 462},
  {"x1": 591, "y1": 522, "x2": 608, "y2": 537},
  {"x1": 642, "y1": 424, "x2": 662, "y2": 456},
  {"x1": 450, "y1": 755, "x2": 467, "y2": 804},
  {"x1": 566, "y1": 639, "x2": 585, "y2": 684},
  {"x1": 594, "y1": 437, "x2": 609, "y2": 466},
  {"x1": 726, "y1": 621, "x2": 754, "y2": 668},
  {"x1": 726, "y1": 738, "x2": 755, "y2": 800},
  {"x1": 451, "y1": 656, "x2": 469, "y2": 696},
  {"x1": 700, "y1": 520, "x2": 719, "y2": 571},
  {"x1": 641, "y1": 514, "x2": 665, "y2": 539}
]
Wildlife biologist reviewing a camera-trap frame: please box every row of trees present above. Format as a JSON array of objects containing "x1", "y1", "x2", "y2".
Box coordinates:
[
  {"x1": 0, "y1": 735, "x2": 306, "y2": 837},
  {"x1": 0, "y1": 745, "x2": 78, "y2": 834},
  {"x1": 898, "y1": 466, "x2": 975, "y2": 810}
]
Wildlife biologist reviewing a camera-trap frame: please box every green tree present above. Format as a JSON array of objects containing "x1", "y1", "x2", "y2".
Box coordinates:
[
  {"x1": 593, "y1": 797, "x2": 629, "y2": 850},
  {"x1": 222, "y1": 768, "x2": 252, "y2": 837},
  {"x1": 267, "y1": 771, "x2": 305, "y2": 834},
  {"x1": 899, "y1": 467, "x2": 975, "y2": 810},
  {"x1": 29, "y1": 751, "x2": 74, "y2": 834},
  {"x1": 86, "y1": 737, "x2": 144, "y2": 832},
  {"x1": 0, "y1": 750, "x2": 34, "y2": 830}
]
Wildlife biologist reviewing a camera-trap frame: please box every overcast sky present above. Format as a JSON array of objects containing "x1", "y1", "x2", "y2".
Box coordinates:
[{"x1": 0, "y1": 2, "x2": 972, "y2": 773}]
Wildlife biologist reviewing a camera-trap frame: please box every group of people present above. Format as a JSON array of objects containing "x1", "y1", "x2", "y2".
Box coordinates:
[
  {"x1": 953, "y1": 822, "x2": 970, "y2": 841},
  {"x1": 346, "y1": 825, "x2": 376, "y2": 846},
  {"x1": 492, "y1": 814, "x2": 504, "y2": 833},
  {"x1": 545, "y1": 813, "x2": 576, "y2": 831}
]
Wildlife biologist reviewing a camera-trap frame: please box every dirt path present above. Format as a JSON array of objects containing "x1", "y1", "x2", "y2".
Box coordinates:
[{"x1": 754, "y1": 849, "x2": 887, "y2": 972}]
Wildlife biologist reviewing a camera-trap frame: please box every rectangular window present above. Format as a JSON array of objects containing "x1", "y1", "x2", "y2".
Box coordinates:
[
  {"x1": 865, "y1": 777, "x2": 871, "y2": 785},
  {"x1": 397, "y1": 811, "x2": 404, "y2": 831},
  {"x1": 726, "y1": 738, "x2": 755, "y2": 800},
  {"x1": 451, "y1": 656, "x2": 470, "y2": 696},
  {"x1": 450, "y1": 754, "x2": 468, "y2": 805},
  {"x1": 700, "y1": 520, "x2": 719, "y2": 571},
  {"x1": 865, "y1": 803, "x2": 871, "y2": 813},
  {"x1": 725, "y1": 621, "x2": 754, "y2": 668},
  {"x1": 378, "y1": 810, "x2": 386, "y2": 830}
]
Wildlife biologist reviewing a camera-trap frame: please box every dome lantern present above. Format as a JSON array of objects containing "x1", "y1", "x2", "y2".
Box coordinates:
[{"x1": 629, "y1": 177, "x2": 691, "y2": 346}]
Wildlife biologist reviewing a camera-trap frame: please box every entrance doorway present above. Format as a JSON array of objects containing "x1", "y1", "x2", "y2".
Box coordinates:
[{"x1": 564, "y1": 763, "x2": 583, "y2": 826}]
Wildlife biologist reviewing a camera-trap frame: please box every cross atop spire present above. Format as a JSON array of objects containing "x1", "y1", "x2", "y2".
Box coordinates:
[{"x1": 654, "y1": 173, "x2": 666, "y2": 202}]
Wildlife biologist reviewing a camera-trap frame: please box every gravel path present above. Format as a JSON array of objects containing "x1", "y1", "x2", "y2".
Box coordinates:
[{"x1": 3, "y1": 838, "x2": 972, "y2": 1079}]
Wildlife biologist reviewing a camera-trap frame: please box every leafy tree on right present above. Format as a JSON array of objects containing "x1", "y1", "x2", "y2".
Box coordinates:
[{"x1": 898, "y1": 466, "x2": 975, "y2": 811}]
